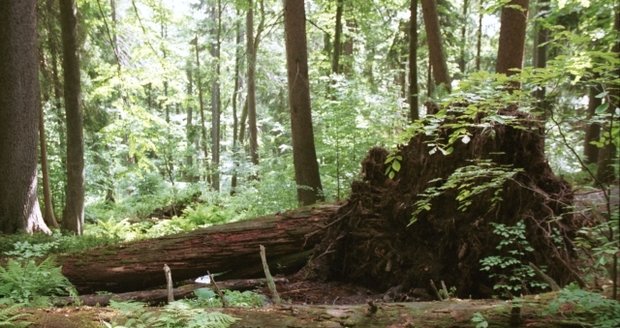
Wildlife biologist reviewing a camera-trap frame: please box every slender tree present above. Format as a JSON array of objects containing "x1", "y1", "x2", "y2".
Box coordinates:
[
  {"x1": 332, "y1": 0, "x2": 344, "y2": 74},
  {"x1": 584, "y1": 83, "x2": 602, "y2": 164},
  {"x1": 459, "y1": 0, "x2": 469, "y2": 74},
  {"x1": 496, "y1": 0, "x2": 529, "y2": 76},
  {"x1": 210, "y1": 0, "x2": 222, "y2": 191},
  {"x1": 408, "y1": 0, "x2": 419, "y2": 121},
  {"x1": 231, "y1": 10, "x2": 244, "y2": 194},
  {"x1": 283, "y1": 0, "x2": 324, "y2": 205},
  {"x1": 192, "y1": 36, "x2": 210, "y2": 182},
  {"x1": 420, "y1": 0, "x2": 451, "y2": 91},
  {"x1": 247, "y1": 0, "x2": 259, "y2": 165},
  {"x1": 475, "y1": 0, "x2": 483, "y2": 71},
  {"x1": 0, "y1": 0, "x2": 51, "y2": 234},
  {"x1": 59, "y1": 0, "x2": 85, "y2": 235}
]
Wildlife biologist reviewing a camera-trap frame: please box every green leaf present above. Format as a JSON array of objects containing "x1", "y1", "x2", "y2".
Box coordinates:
[
  {"x1": 595, "y1": 103, "x2": 609, "y2": 114},
  {"x1": 391, "y1": 161, "x2": 401, "y2": 172}
]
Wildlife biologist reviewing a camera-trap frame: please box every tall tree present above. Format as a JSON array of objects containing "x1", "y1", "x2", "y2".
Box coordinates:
[
  {"x1": 231, "y1": 10, "x2": 244, "y2": 194},
  {"x1": 283, "y1": 0, "x2": 324, "y2": 205},
  {"x1": 0, "y1": 0, "x2": 51, "y2": 234},
  {"x1": 59, "y1": 0, "x2": 85, "y2": 235},
  {"x1": 332, "y1": 0, "x2": 344, "y2": 74},
  {"x1": 532, "y1": 0, "x2": 549, "y2": 108},
  {"x1": 408, "y1": 0, "x2": 419, "y2": 121},
  {"x1": 475, "y1": 0, "x2": 484, "y2": 71},
  {"x1": 495, "y1": 0, "x2": 529, "y2": 76},
  {"x1": 247, "y1": 0, "x2": 260, "y2": 165},
  {"x1": 459, "y1": 0, "x2": 469, "y2": 74},
  {"x1": 583, "y1": 83, "x2": 602, "y2": 164},
  {"x1": 210, "y1": 0, "x2": 222, "y2": 191},
  {"x1": 421, "y1": 0, "x2": 451, "y2": 91},
  {"x1": 192, "y1": 36, "x2": 210, "y2": 182}
]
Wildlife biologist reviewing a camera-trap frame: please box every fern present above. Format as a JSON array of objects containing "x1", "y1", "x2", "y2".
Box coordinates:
[
  {"x1": 0, "y1": 304, "x2": 31, "y2": 327},
  {"x1": 106, "y1": 300, "x2": 237, "y2": 328},
  {"x1": 0, "y1": 257, "x2": 77, "y2": 306}
]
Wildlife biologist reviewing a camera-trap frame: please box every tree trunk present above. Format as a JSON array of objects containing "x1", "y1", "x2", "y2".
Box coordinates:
[
  {"x1": 60, "y1": 204, "x2": 338, "y2": 293},
  {"x1": 0, "y1": 0, "x2": 51, "y2": 234},
  {"x1": 408, "y1": 0, "x2": 419, "y2": 121},
  {"x1": 39, "y1": 93, "x2": 60, "y2": 228},
  {"x1": 231, "y1": 10, "x2": 244, "y2": 194},
  {"x1": 193, "y1": 36, "x2": 210, "y2": 182},
  {"x1": 496, "y1": 0, "x2": 529, "y2": 76},
  {"x1": 210, "y1": 1, "x2": 222, "y2": 191},
  {"x1": 584, "y1": 83, "x2": 602, "y2": 164},
  {"x1": 420, "y1": 0, "x2": 451, "y2": 92},
  {"x1": 332, "y1": 0, "x2": 344, "y2": 75},
  {"x1": 247, "y1": 0, "x2": 259, "y2": 166},
  {"x1": 475, "y1": 0, "x2": 483, "y2": 71},
  {"x1": 284, "y1": 0, "x2": 325, "y2": 206},
  {"x1": 59, "y1": 0, "x2": 85, "y2": 235},
  {"x1": 459, "y1": 0, "x2": 469, "y2": 74}
]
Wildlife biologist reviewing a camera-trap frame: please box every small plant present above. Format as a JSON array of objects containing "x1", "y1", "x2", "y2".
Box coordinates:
[
  {"x1": 3, "y1": 240, "x2": 59, "y2": 260},
  {"x1": 104, "y1": 300, "x2": 237, "y2": 328},
  {"x1": 0, "y1": 257, "x2": 77, "y2": 306},
  {"x1": 384, "y1": 153, "x2": 402, "y2": 180},
  {"x1": 192, "y1": 288, "x2": 266, "y2": 308},
  {"x1": 547, "y1": 284, "x2": 620, "y2": 328},
  {"x1": 480, "y1": 221, "x2": 548, "y2": 297},
  {"x1": 470, "y1": 312, "x2": 488, "y2": 328},
  {"x1": 410, "y1": 160, "x2": 521, "y2": 225}
]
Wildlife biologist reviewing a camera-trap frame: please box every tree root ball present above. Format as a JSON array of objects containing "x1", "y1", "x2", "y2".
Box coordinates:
[{"x1": 304, "y1": 104, "x2": 581, "y2": 298}]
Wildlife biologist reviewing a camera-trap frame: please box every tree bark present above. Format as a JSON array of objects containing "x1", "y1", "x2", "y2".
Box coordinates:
[
  {"x1": 60, "y1": 204, "x2": 338, "y2": 293},
  {"x1": 496, "y1": 0, "x2": 529, "y2": 76},
  {"x1": 59, "y1": 0, "x2": 85, "y2": 235},
  {"x1": 284, "y1": 0, "x2": 325, "y2": 206},
  {"x1": 0, "y1": 0, "x2": 51, "y2": 234},
  {"x1": 420, "y1": 0, "x2": 451, "y2": 92},
  {"x1": 408, "y1": 0, "x2": 419, "y2": 121}
]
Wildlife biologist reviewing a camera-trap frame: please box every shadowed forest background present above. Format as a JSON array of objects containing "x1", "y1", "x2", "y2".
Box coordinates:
[{"x1": 0, "y1": 0, "x2": 618, "y2": 327}]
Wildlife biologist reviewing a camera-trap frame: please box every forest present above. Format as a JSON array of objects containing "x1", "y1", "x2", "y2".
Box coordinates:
[{"x1": 0, "y1": 0, "x2": 618, "y2": 327}]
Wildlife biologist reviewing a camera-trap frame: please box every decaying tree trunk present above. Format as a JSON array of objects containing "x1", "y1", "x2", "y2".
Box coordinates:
[{"x1": 60, "y1": 205, "x2": 338, "y2": 293}]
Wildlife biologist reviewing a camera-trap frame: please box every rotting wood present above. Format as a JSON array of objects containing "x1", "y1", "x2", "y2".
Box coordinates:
[{"x1": 59, "y1": 204, "x2": 338, "y2": 293}]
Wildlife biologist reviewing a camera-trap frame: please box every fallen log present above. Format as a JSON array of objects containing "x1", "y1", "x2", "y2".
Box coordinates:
[
  {"x1": 53, "y1": 278, "x2": 288, "y2": 306},
  {"x1": 26, "y1": 293, "x2": 601, "y2": 328},
  {"x1": 60, "y1": 204, "x2": 338, "y2": 293}
]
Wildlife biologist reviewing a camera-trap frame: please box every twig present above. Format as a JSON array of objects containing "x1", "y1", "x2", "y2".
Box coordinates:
[
  {"x1": 260, "y1": 245, "x2": 281, "y2": 305},
  {"x1": 163, "y1": 264, "x2": 173, "y2": 303},
  {"x1": 430, "y1": 279, "x2": 443, "y2": 301},
  {"x1": 528, "y1": 262, "x2": 560, "y2": 291},
  {"x1": 208, "y1": 270, "x2": 228, "y2": 307}
]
